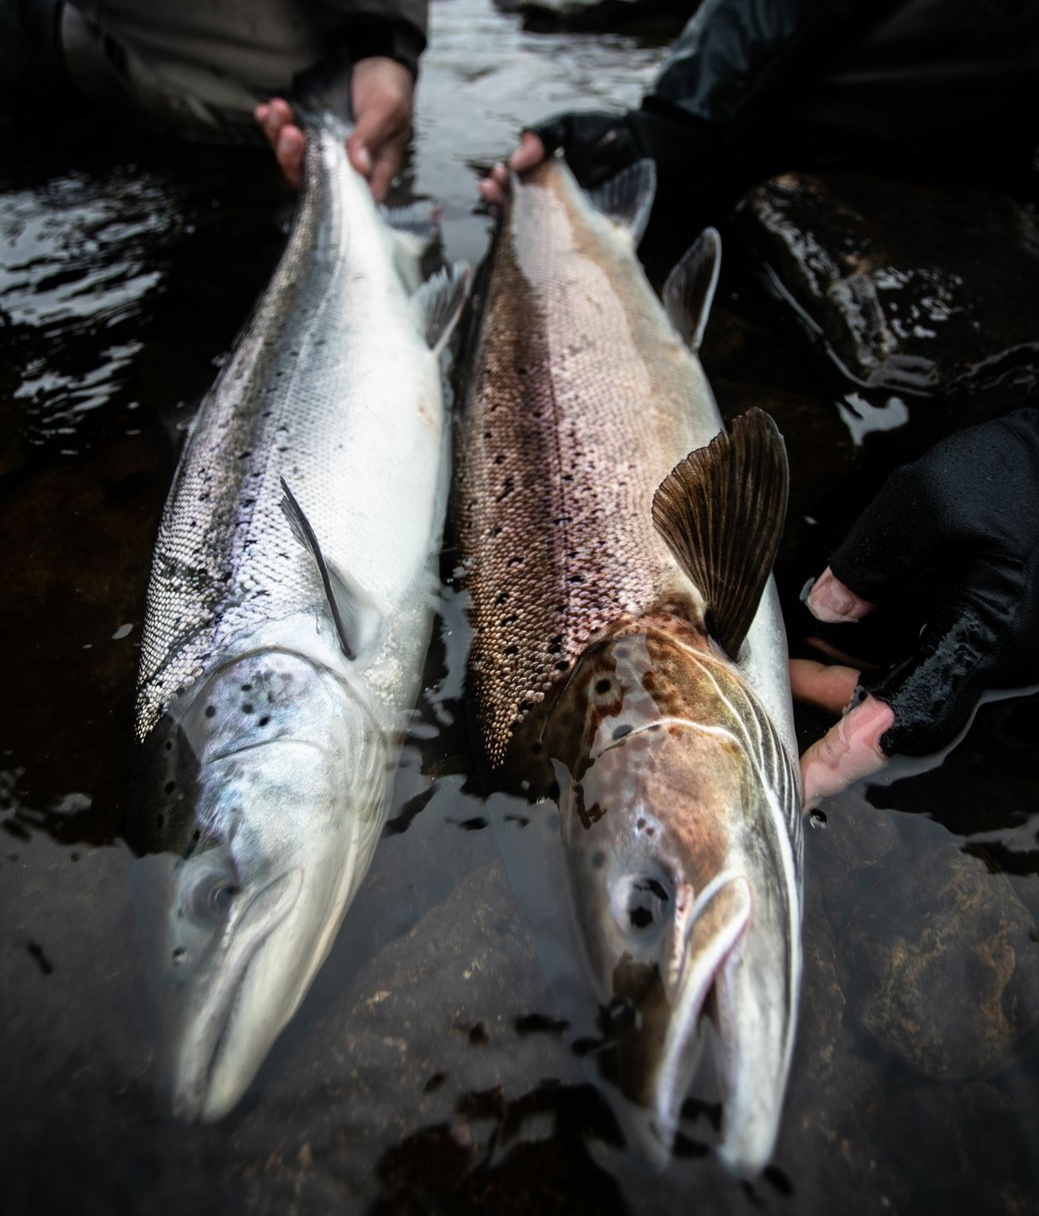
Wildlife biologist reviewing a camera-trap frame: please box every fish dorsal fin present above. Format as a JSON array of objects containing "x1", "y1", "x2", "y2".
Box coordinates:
[
  {"x1": 652, "y1": 409, "x2": 788, "y2": 659},
  {"x1": 587, "y1": 159, "x2": 656, "y2": 245},
  {"x1": 662, "y1": 228, "x2": 721, "y2": 353},
  {"x1": 279, "y1": 478, "x2": 381, "y2": 661},
  {"x1": 412, "y1": 261, "x2": 472, "y2": 356},
  {"x1": 382, "y1": 200, "x2": 441, "y2": 288}
]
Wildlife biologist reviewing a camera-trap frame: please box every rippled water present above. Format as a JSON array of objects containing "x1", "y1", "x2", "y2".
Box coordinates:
[{"x1": 2, "y1": 1, "x2": 1037, "y2": 1213}]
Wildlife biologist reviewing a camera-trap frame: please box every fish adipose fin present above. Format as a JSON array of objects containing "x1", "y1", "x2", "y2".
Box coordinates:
[
  {"x1": 412, "y1": 261, "x2": 472, "y2": 356},
  {"x1": 662, "y1": 228, "x2": 722, "y2": 354},
  {"x1": 652, "y1": 409, "x2": 789, "y2": 660},
  {"x1": 279, "y1": 478, "x2": 380, "y2": 661},
  {"x1": 587, "y1": 159, "x2": 656, "y2": 245}
]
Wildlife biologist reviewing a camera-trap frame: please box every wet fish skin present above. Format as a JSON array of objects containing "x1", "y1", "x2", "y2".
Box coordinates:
[
  {"x1": 458, "y1": 156, "x2": 802, "y2": 1176},
  {"x1": 128, "y1": 114, "x2": 469, "y2": 1122}
]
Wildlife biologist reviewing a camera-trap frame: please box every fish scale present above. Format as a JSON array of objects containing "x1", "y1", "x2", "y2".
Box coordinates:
[
  {"x1": 460, "y1": 159, "x2": 718, "y2": 764},
  {"x1": 136, "y1": 124, "x2": 450, "y2": 739}
]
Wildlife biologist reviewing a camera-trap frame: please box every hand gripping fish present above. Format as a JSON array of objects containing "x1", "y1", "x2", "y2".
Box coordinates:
[
  {"x1": 126, "y1": 114, "x2": 470, "y2": 1122},
  {"x1": 457, "y1": 156, "x2": 803, "y2": 1177}
]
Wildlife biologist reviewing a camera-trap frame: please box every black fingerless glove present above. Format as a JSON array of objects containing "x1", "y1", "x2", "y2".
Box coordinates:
[
  {"x1": 830, "y1": 409, "x2": 1039, "y2": 756},
  {"x1": 528, "y1": 99, "x2": 722, "y2": 192}
]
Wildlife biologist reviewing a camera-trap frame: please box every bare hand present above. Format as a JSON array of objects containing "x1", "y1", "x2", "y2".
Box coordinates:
[
  {"x1": 478, "y1": 131, "x2": 546, "y2": 206},
  {"x1": 254, "y1": 57, "x2": 414, "y2": 199},
  {"x1": 790, "y1": 571, "x2": 894, "y2": 810}
]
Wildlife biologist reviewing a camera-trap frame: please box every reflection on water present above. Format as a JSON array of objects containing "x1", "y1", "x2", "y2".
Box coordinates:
[{"x1": 1, "y1": 0, "x2": 1037, "y2": 1211}]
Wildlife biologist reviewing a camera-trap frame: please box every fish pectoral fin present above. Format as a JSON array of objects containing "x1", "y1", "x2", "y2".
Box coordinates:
[
  {"x1": 651, "y1": 409, "x2": 789, "y2": 659},
  {"x1": 279, "y1": 478, "x2": 382, "y2": 661},
  {"x1": 412, "y1": 261, "x2": 472, "y2": 356},
  {"x1": 587, "y1": 159, "x2": 656, "y2": 245},
  {"x1": 662, "y1": 228, "x2": 721, "y2": 353}
]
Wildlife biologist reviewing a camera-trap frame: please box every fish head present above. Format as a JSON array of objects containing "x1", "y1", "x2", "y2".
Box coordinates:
[
  {"x1": 542, "y1": 624, "x2": 802, "y2": 1176},
  {"x1": 128, "y1": 649, "x2": 390, "y2": 1122}
]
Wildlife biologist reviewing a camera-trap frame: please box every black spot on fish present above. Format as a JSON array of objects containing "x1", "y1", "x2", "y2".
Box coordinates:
[
  {"x1": 242, "y1": 703, "x2": 254, "y2": 715},
  {"x1": 241, "y1": 683, "x2": 253, "y2": 693},
  {"x1": 612, "y1": 724, "x2": 632, "y2": 741},
  {"x1": 204, "y1": 706, "x2": 216, "y2": 719},
  {"x1": 259, "y1": 715, "x2": 270, "y2": 727},
  {"x1": 592, "y1": 850, "x2": 606, "y2": 870},
  {"x1": 595, "y1": 679, "x2": 611, "y2": 694},
  {"x1": 164, "y1": 781, "x2": 176, "y2": 795},
  {"x1": 27, "y1": 941, "x2": 53, "y2": 976},
  {"x1": 468, "y1": 1023, "x2": 489, "y2": 1046}
]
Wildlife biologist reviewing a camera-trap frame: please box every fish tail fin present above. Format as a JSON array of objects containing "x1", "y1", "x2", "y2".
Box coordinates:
[
  {"x1": 652, "y1": 409, "x2": 788, "y2": 659},
  {"x1": 412, "y1": 261, "x2": 472, "y2": 356},
  {"x1": 662, "y1": 228, "x2": 722, "y2": 352},
  {"x1": 383, "y1": 200, "x2": 442, "y2": 271}
]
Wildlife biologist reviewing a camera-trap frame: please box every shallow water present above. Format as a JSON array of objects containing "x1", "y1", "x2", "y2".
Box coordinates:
[{"x1": 2, "y1": 0, "x2": 1038, "y2": 1212}]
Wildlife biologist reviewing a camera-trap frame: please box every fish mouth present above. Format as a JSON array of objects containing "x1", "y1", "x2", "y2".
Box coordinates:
[
  {"x1": 597, "y1": 870, "x2": 753, "y2": 1166},
  {"x1": 164, "y1": 867, "x2": 304, "y2": 1122}
]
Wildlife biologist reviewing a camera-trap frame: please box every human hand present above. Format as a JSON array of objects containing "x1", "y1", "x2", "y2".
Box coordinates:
[
  {"x1": 478, "y1": 103, "x2": 720, "y2": 209},
  {"x1": 793, "y1": 409, "x2": 1039, "y2": 809},
  {"x1": 255, "y1": 56, "x2": 413, "y2": 198},
  {"x1": 479, "y1": 109, "x2": 657, "y2": 206}
]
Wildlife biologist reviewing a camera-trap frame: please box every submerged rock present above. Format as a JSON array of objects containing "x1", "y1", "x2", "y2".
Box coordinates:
[
  {"x1": 739, "y1": 173, "x2": 1039, "y2": 404},
  {"x1": 842, "y1": 829, "x2": 1039, "y2": 1082}
]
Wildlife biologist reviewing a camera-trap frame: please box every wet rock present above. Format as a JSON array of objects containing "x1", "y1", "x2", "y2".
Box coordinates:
[
  {"x1": 842, "y1": 826, "x2": 1039, "y2": 1081},
  {"x1": 739, "y1": 173, "x2": 1039, "y2": 406}
]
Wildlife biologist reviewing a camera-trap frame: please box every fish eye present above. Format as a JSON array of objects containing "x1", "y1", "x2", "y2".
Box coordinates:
[
  {"x1": 612, "y1": 873, "x2": 671, "y2": 935},
  {"x1": 190, "y1": 876, "x2": 239, "y2": 920},
  {"x1": 209, "y1": 882, "x2": 239, "y2": 915}
]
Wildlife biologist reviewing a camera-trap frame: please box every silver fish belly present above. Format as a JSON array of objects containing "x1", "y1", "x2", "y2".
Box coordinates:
[
  {"x1": 128, "y1": 115, "x2": 469, "y2": 1122},
  {"x1": 458, "y1": 156, "x2": 802, "y2": 1177}
]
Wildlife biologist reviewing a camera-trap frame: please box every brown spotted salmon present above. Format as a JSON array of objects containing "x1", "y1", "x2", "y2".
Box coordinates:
[{"x1": 457, "y1": 154, "x2": 802, "y2": 1176}]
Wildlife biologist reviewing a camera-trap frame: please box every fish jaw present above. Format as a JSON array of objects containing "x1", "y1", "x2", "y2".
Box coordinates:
[
  {"x1": 129, "y1": 650, "x2": 392, "y2": 1121},
  {"x1": 545, "y1": 627, "x2": 802, "y2": 1176}
]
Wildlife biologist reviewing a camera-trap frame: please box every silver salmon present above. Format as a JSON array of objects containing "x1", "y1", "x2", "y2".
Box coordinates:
[
  {"x1": 457, "y1": 156, "x2": 802, "y2": 1176},
  {"x1": 128, "y1": 114, "x2": 469, "y2": 1122}
]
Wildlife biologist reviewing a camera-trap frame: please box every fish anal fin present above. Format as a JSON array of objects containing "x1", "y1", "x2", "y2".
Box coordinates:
[
  {"x1": 587, "y1": 159, "x2": 657, "y2": 245},
  {"x1": 652, "y1": 409, "x2": 789, "y2": 659},
  {"x1": 279, "y1": 478, "x2": 381, "y2": 661},
  {"x1": 412, "y1": 261, "x2": 472, "y2": 356},
  {"x1": 662, "y1": 228, "x2": 721, "y2": 353}
]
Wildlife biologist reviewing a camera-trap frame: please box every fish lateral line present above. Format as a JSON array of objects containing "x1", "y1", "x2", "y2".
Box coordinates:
[{"x1": 652, "y1": 409, "x2": 789, "y2": 661}]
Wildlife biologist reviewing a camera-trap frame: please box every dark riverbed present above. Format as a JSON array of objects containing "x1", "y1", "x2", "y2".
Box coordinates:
[{"x1": 2, "y1": 0, "x2": 1038, "y2": 1212}]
